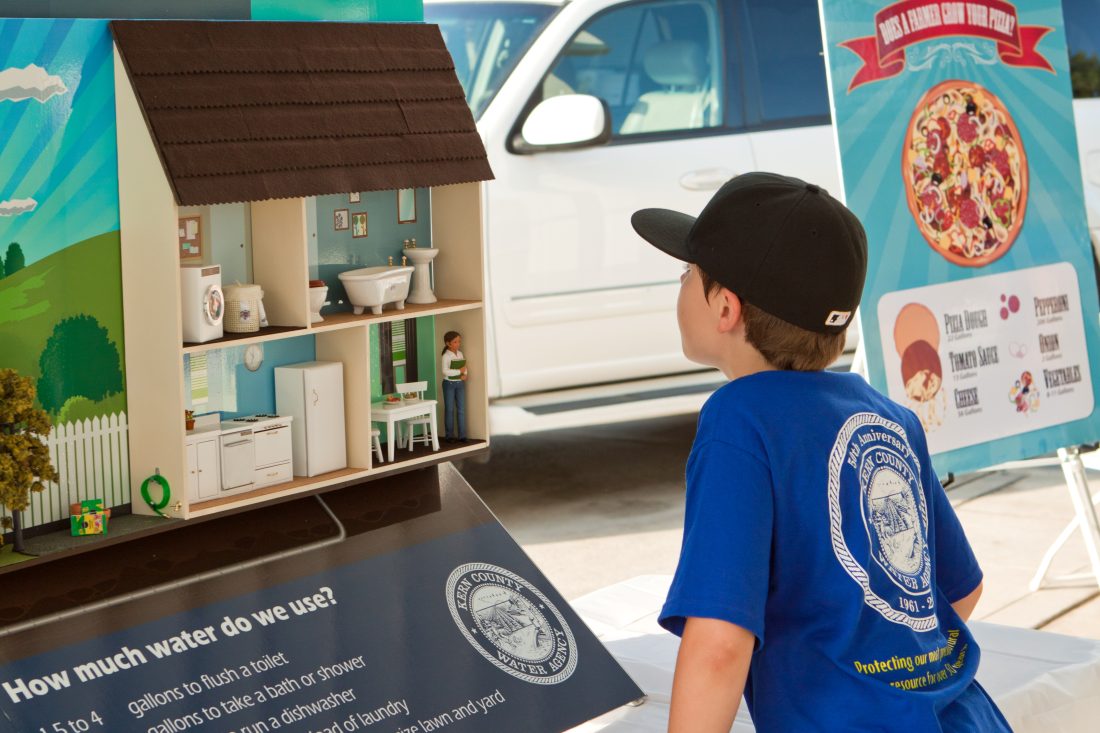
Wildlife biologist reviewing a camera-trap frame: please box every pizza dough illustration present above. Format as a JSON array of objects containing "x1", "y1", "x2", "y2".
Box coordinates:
[
  {"x1": 903, "y1": 80, "x2": 1027, "y2": 267},
  {"x1": 894, "y1": 302, "x2": 940, "y2": 356},
  {"x1": 892, "y1": 303, "x2": 944, "y2": 430}
]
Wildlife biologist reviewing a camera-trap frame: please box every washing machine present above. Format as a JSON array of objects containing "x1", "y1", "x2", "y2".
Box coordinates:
[{"x1": 181, "y1": 264, "x2": 224, "y2": 343}]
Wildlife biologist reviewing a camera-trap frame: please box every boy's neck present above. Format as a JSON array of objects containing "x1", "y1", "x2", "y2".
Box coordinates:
[{"x1": 719, "y1": 345, "x2": 777, "y2": 382}]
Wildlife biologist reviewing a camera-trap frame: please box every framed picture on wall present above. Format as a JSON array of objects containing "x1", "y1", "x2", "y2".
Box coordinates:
[
  {"x1": 397, "y1": 188, "x2": 416, "y2": 223},
  {"x1": 178, "y1": 215, "x2": 202, "y2": 260},
  {"x1": 334, "y1": 209, "x2": 349, "y2": 231},
  {"x1": 352, "y1": 212, "x2": 368, "y2": 238},
  {"x1": 349, "y1": 192, "x2": 361, "y2": 203}
]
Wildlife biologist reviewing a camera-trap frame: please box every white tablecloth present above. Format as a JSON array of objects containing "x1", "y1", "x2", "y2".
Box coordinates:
[{"x1": 568, "y1": 576, "x2": 1100, "y2": 732}]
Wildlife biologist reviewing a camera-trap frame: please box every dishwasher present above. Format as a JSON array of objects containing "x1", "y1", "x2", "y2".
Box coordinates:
[{"x1": 219, "y1": 427, "x2": 255, "y2": 491}]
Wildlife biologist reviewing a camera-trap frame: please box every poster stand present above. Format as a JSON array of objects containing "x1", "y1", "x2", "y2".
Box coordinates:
[
  {"x1": 1029, "y1": 445, "x2": 1100, "y2": 591},
  {"x1": 848, "y1": 314, "x2": 869, "y2": 380}
]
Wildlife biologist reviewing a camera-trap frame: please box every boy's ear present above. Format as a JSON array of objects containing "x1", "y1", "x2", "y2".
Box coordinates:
[{"x1": 714, "y1": 288, "x2": 744, "y2": 334}]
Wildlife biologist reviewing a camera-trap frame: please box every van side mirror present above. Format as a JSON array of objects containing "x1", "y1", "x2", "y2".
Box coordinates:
[{"x1": 513, "y1": 94, "x2": 611, "y2": 153}]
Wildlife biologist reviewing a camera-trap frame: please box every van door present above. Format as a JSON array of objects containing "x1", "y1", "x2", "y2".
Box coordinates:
[
  {"x1": 490, "y1": 0, "x2": 756, "y2": 396},
  {"x1": 735, "y1": 0, "x2": 839, "y2": 194}
]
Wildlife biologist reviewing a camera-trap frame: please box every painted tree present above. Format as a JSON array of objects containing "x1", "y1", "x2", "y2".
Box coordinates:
[
  {"x1": 3, "y1": 243, "x2": 24, "y2": 277},
  {"x1": 0, "y1": 369, "x2": 58, "y2": 552},
  {"x1": 37, "y1": 315, "x2": 124, "y2": 415}
]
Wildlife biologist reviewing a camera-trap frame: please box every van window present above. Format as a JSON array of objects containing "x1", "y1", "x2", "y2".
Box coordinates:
[
  {"x1": 735, "y1": 0, "x2": 830, "y2": 127},
  {"x1": 426, "y1": 2, "x2": 558, "y2": 119},
  {"x1": 1065, "y1": 0, "x2": 1100, "y2": 98},
  {"x1": 542, "y1": 0, "x2": 724, "y2": 137}
]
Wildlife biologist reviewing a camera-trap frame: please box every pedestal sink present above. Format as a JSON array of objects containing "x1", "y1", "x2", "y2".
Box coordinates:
[{"x1": 405, "y1": 247, "x2": 438, "y2": 304}]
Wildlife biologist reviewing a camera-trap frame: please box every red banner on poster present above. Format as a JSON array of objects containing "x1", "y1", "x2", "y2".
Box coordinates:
[{"x1": 839, "y1": 0, "x2": 1053, "y2": 91}]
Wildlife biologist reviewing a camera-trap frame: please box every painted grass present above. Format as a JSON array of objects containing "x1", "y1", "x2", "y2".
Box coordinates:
[{"x1": 0, "y1": 230, "x2": 127, "y2": 407}]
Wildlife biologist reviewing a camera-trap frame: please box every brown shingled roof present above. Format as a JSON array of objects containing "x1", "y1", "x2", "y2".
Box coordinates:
[{"x1": 110, "y1": 20, "x2": 493, "y2": 206}]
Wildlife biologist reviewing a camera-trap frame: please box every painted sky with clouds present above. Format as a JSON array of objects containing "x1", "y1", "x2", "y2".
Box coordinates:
[{"x1": 0, "y1": 18, "x2": 119, "y2": 265}]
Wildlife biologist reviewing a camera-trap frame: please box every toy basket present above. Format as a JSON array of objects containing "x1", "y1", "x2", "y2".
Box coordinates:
[{"x1": 223, "y1": 283, "x2": 263, "y2": 333}]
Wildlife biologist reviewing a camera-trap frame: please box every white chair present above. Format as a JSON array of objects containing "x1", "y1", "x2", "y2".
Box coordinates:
[
  {"x1": 371, "y1": 427, "x2": 384, "y2": 464},
  {"x1": 395, "y1": 381, "x2": 434, "y2": 451}
]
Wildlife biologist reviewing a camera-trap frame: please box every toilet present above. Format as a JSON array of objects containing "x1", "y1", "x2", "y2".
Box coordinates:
[{"x1": 309, "y1": 280, "x2": 328, "y2": 323}]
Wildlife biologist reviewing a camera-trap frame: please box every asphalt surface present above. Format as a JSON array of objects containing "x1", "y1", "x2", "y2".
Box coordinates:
[
  {"x1": 455, "y1": 414, "x2": 696, "y2": 599},
  {"x1": 456, "y1": 413, "x2": 1100, "y2": 639}
]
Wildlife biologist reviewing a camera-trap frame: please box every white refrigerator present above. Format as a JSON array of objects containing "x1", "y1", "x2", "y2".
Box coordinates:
[{"x1": 275, "y1": 361, "x2": 347, "y2": 477}]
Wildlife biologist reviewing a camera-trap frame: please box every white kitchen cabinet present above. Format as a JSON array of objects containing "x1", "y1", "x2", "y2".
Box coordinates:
[{"x1": 185, "y1": 436, "x2": 221, "y2": 503}]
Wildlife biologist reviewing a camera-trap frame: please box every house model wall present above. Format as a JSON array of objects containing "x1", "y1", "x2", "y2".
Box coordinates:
[{"x1": 110, "y1": 20, "x2": 493, "y2": 519}]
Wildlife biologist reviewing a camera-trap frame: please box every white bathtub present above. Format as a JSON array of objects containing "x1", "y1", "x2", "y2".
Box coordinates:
[{"x1": 337, "y1": 266, "x2": 414, "y2": 315}]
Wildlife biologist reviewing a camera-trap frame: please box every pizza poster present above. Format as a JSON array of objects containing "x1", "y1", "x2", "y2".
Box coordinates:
[{"x1": 819, "y1": 0, "x2": 1100, "y2": 473}]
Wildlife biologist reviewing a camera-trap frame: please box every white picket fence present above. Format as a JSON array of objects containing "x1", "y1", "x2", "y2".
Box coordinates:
[{"x1": 1, "y1": 412, "x2": 130, "y2": 531}]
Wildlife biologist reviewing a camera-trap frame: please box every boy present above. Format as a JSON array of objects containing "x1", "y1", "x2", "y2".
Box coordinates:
[{"x1": 631, "y1": 172, "x2": 1011, "y2": 732}]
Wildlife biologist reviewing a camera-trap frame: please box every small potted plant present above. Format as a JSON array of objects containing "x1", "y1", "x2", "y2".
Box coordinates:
[{"x1": 185, "y1": 409, "x2": 195, "y2": 431}]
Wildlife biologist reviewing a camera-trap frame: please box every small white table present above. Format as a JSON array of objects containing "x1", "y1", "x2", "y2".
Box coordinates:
[{"x1": 370, "y1": 399, "x2": 440, "y2": 462}]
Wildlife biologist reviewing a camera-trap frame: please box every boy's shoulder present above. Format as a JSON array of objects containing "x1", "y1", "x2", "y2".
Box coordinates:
[
  {"x1": 701, "y1": 370, "x2": 926, "y2": 449},
  {"x1": 704, "y1": 369, "x2": 864, "y2": 412}
]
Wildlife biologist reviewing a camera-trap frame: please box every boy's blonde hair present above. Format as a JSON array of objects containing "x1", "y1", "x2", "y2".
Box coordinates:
[{"x1": 700, "y1": 270, "x2": 847, "y2": 371}]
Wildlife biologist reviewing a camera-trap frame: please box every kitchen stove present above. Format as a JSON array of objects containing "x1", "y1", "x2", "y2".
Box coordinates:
[{"x1": 221, "y1": 413, "x2": 289, "y2": 430}]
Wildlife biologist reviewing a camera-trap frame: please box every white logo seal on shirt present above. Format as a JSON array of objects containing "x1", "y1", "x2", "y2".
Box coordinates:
[
  {"x1": 828, "y1": 413, "x2": 936, "y2": 632},
  {"x1": 446, "y1": 563, "x2": 578, "y2": 685}
]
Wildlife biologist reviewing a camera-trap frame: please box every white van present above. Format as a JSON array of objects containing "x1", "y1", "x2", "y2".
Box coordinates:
[{"x1": 425, "y1": 0, "x2": 1100, "y2": 426}]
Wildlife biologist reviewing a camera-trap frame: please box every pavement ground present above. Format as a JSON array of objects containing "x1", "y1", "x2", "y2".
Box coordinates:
[{"x1": 456, "y1": 413, "x2": 1100, "y2": 641}]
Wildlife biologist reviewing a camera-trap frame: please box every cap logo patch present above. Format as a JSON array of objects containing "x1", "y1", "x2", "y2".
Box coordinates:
[{"x1": 826, "y1": 310, "x2": 852, "y2": 327}]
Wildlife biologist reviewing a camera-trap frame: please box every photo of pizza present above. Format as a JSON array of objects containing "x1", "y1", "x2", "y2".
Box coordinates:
[{"x1": 903, "y1": 80, "x2": 1027, "y2": 267}]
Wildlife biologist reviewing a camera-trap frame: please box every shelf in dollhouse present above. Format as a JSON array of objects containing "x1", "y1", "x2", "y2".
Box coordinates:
[
  {"x1": 183, "y1": 325, "x2": 307, "y2": 354},
  {"x1": 310, "y1": 299, "x2": 481, "y2": 332},
  {"x1": 188, "y1": 466, "x2": 369, "y2": 515},
  {"x1": 181, "y1": 301, "x2": 482, "y2": 355},
  {"x1": 187, "y1": 438, "x2": 488, "y2": 517}
]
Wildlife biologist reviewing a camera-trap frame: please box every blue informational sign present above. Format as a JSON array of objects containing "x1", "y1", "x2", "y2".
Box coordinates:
[
  {"x1": 819, "y1": 0, "x2": 1100, "y2": 473},
  {"x1": 0, "y1": 467, "x2": 642, "y2": 732}
]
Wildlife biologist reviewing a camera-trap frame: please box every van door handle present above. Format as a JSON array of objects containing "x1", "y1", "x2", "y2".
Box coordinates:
[{"x1": 679, "y1": 168, "x2": 735, "y2": 191}]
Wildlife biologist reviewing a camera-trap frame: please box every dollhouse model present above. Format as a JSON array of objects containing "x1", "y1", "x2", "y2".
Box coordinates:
[{"x1": 112, "y1": 20, "x2": 493, "y2": 518}]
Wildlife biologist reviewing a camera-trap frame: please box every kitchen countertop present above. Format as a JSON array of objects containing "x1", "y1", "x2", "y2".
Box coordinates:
[{"x1": 184, "y1": 423, "x2": 224, "y2": 440}]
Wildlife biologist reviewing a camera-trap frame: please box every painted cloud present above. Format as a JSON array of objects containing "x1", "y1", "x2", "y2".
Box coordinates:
[
  {"x1": 0, "y1": 64, "x2": 67, "y2": 103},
  {"x1": 0, "y1": 198, "x2": 37, "y2": 216}
]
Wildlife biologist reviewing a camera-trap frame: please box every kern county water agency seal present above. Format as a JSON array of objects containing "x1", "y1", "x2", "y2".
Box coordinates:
[
  {"x1": 828, "y1": 413, "x2": 937, "y2": 632},
  {"x1": 446, "y1": 563, "x2": 578, "y2": 685}
]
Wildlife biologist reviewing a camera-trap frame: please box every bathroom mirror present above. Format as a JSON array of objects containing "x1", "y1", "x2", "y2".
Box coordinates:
[{"x1": 397, "y1": 188, "x2": 417, "y2": 223}]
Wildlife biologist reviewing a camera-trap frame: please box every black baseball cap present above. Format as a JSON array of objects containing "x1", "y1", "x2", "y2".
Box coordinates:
[{"x1": 632, "y1": 172, "x2": 867, "y2": 334}]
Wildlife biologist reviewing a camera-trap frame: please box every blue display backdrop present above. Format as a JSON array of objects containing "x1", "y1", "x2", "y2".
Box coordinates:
[
  {"x1": 0, "y1": 468, "x2": 642, "y2": 732},
  {"x1": 820, "y1": 0, "x2": 1100, "y2": 473}
]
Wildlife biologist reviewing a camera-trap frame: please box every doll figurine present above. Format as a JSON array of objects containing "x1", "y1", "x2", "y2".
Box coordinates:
[{"x1": 441, "y1": 330, "x2": 467, "y2": 443}]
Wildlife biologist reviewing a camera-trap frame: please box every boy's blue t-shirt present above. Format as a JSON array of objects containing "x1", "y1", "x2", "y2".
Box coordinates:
[{"x1": 659, "y1": 370, "x2": 1011, "y2": 732}]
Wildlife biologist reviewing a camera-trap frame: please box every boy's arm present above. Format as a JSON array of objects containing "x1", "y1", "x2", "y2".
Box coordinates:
[
  {"x1": 950, "y1": 581, "x2": 982, "y2": 622},
  {"x1": 669, "y1": 617, "x2": 754, "y2": 733}
]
